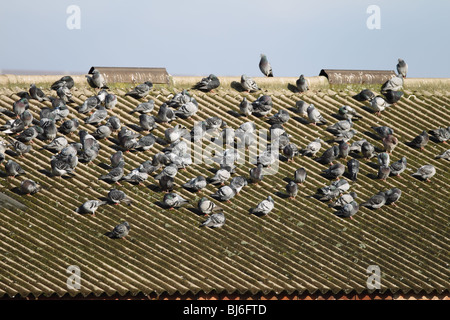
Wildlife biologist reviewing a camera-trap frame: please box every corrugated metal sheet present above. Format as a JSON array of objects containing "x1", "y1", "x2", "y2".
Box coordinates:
[
  {"x1": 88, "y1": 67, "x2": 170, "y2": 84},
  {"x1": 0, "y1": 78, "x2": 449, "y2": 299},
  {"x1": 319, "y1": 69, "x2": 396, "y2": 84}
]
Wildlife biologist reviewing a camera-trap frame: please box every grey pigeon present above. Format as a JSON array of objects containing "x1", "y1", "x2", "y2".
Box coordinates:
[
  {"x1": 361, "y1": 141, "x2": 376, "y2": 160},
  {"x1": 86, "y1": 69, "x2": 108, "y2": 89},
  {"x1": 353, "y1": 89, "x2": 375, "y2": 102},
  {"x1": 93, "y1": 123, "x2": 113, "y2": 140},
  {"x1": 174, "y1": 101, "x2": 198, "y2": 118},
  {"x1": 408, "y1": 130, "x2": 429, "y2": 150},
  {"x1": 285, "y1": 181, "x2": 298, "y2": 199},
  {"x1": 17, "y1": 126, "x2": 41, "y2": 143},
  {"x1": 50, "y1": 157, "x2": 74, "y2": 177},
  {"x1": 369, "y1": 96, "x2": 391, "y2": 115},
  {"x1": 296, "y1": 75, "x2": 309, "y2": 92},
  {"x1": 43, "y1": 136, "x2": 68, "y2": 152},
  {"x1": 167, "y1": 89, "x2": 194, "y2": 108},
  {"x1": 106, "y1": 116, "x2": 121, "y2": 131},
  {"x1": 7, "y1": 137, "x2": 32, "y2": 157},
  {"x1": 13, "y1": 98, "x2": 29, "y2": 118},
  {"x1": 323, "y1": 163, "x2": 346, "y2": 180},
  {"x1": 107, "y1": 189, "x2": 131, "y2": 205},
  {"x1": 99, "y1": 161, "x2": 125, "y2": 184},
  {"x1": 328, "y1": 192, "x2": 358, "y2": 209},
  {"x1": 259, "y1": 54, "x2": 273, "y2": 77},
  {"x1": 122, "y1": 167, "x2": 149, "y2": 186},
  {"x1": 371, "y1": 126, "x2": 394, "y2": 139},
  {"x1": 239, "y1": 97, "x2": 253, "y2": 116},
  {"x1": 183, "y1": 176, "x2": 207, "y2": 192},
  {"x1": 29, "y1": 84, "x2": 50, "y2": 102},
  {"x1": 156, "y1": 103, "x2": 176, "y2": 123},
  {"x1": 361, "y1": 192, "x2": 387, "y2": 209},
  {"x1": 411, "y1": 164, "x2": 436, "y2": 182},
  {"x1": 138, "y1": 114, "x2": 157, "y2": 133},
  {"x1": 130, "y1": 99, "x2": 155, "y2": 114},
  {"x1": 104, "y1": 93, "x2": 118, "y2": 109},
  {"x1": 307, "y1": 104, "x2": 327, "y2": 125},
  {"x1": 78, "y1": 96, "x2": 100, "y2": 114},
  {"x1": 85, "y1": 106, "x2": 108, "y2": 125},
  {"x1": 349, "y1": 139, "x2": 367, "y2": 154},
  {"x1": 283, "y1": 143, "x2": 299, "y2": 162},
  {"x1": 194, "y1": 74, "x2": 220, "y2": 92},
  {"x1": 338, "y1": 140, "x2": 350, "y2": 159},
  {"x1": 377, "y1": 165, "x2": 391, "y2": 181},
  {"x1": 301, "y1": 138, "x2": 322, "y2": 157},
  {"x1": 383, "y1": 90, "x2": 403, "y2": 104},
  {"x1": 335, "y1": 201, "x2": 359, "y2": 219},
  {"x1": 40, "y1": 118, "x2": 58, "y2": 141},
  {"x1": 377, "y1": 152, "x2": 390, "y2": 167},
  {"x1": 107, "y1": 221, "x2": 130, "y2": 239},
  {"x1": 0, "y1": 118, "x2": 25, "y2": 135},
  {"x1": 20, "y1": 179, "x2": 41, "y2": 195},
  {"x1": 209, "y1": 168, "x2": 231, "y2": 185},
  {"x1": 205, "y1": 116, "x2": 227, "y2": 130},
  {"x1": 268, "y1": 109, "x2": 290, "y2": 125},
  {"x1": 158, "y1": 175, "x2": 174, "y2": 193},
  {"x1": 384, "y1": 188, "x2": 402, "y2": 206},
  {"x1": 251, "y1": 196, "x2": 274, "y2": 216},
  {"x1": 110, "y1": 150, "x2": 124, "y2": 168},
  {"x1": 337, "y1": 105, "x2": 363, "y2": 121},
  {"x1": 334, "y1": 129, "x2": 357, "y2": 143},
  {"x1": 211, "y1": 185, "x2": 237, "y2": 202},
  {"x1": 389, "y1": 156, "x2": 407, "y2": 177},
  {"x1": 198, "y1": 197, "x2": 222, "y2": 215},
  {"x1": 136, "y1": 134, "x2": 156, "y2": 151},
  {"x1": 396, "y1": 58, "x2": 408, "y2": 78},
  {"x1": 75, "y1": 200, "x2": 108, "y2": 215},
  {"x1": 326, "y1": 119, "x2": 353, "y2": 135},
  {"x1": 381, "y1": 74, "x2": 403, "y2": 93},
  {"x1": 294, "y1": 167, "x2": 307, "y2": 185},
  {"x1": 20, "y1": 109, "x2": 34, "y2": 127},
  {"x1": 240, "y1": 74, "x2": 260, "y2": 92},
  {"x1": 51, "y1": 76, "x2": 74, "y2": 91},
  {"x1": 229, "y1": 176, "x2": 248, "y2": 194},
  {"x1": 56, "y1": 86, "x2": 73, "y2": 104},
  {"x1": 154, "y1": 163, "x2": 178, "y2": 180},
  {"x1": 318, "y1": 179, "x2": 349, "y2": 201},
  {"x1": 125, "y1": 81, "x2": 153, "y2": 99},
  {"x1": 200, "y1": 211, "x2": 226, "y2": 228},
  {"x1": 429, "y1": 126, "x2": 450, "y2": 144},
  {"x1": 347, "y1": 159, "x2": 360, "y2": 181},
  {"x1": 382, "y1": 134, "x2": 399, "y2": 154},
  {"x1": 317, "y1": 145, "x2": 339, "y2": 165},
  {"x1": 436, "y1": 149, "x2": 450, "y2": 160},
  {"x1": 251, "y1": 95, "x2": 273, "y2": 117},
  {"x1": 163, "y1": 192, "x2": 189, "y2": 209},
  {"x1": 295, "y1": 100, "x2": 310, "y2": 116}
]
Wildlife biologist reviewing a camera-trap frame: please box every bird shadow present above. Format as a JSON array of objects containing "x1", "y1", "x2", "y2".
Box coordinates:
[
  {"x1": 187, "y1": 207, "x2": 205, "y2": 217},
  {"x1": 98, "y1": 162, "x2": 111, "y2": 171},
  {"x1": 227, "y1": 110, "x2": 242, "y2": 118},
  {"x1": 366, "y1": 162, "x2": 379, "y2": 170},
  {"x1": 287, "y1": 83, "x2": 299, "y2": 93},
  {"x1": 249, "y1": 208, "x2": 266, "y2": 217},
  {"x1": 127, "y1": 123, "x2": 145, "y2": 133},
  {"x1": 293, "y1": 116, "x2": 310, "y2": 125},
  {"x1": 5, "y1": 150, "x2": 19, "y2": 157},
  {"x1": 38, "y1": 169, "x2": 53, "y2": 177},
  {"x1": 230, "y1": 81, "x2": 245, "y2": 92},
  {"x1": 366, "y1": 173, "x2": 378, "y2": 180},
  {"x1": 363, "y1": 131, "x2": 381, "y2": 140},
  {"x1": 274, "y1": 191, "x2": 290, "y2": 199},
  {"x1": 360, "y1": 105, "x2": 375, "y2": 114},
  {"x1": 154, "y1": 201, "x2": 169, "y2": 209},
  {"x1": 10, "y1": 187, "x2": 22, "y2": 196}
]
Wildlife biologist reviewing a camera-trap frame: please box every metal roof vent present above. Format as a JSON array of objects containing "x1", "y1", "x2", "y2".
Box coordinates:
[{"x1": 319, "y1": 69, "x2": 396, "y2": 85}]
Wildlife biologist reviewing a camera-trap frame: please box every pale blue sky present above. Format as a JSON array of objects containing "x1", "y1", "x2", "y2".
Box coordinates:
[{"x1": 0, "y1": 0, "x2": 448, "y2": 78}]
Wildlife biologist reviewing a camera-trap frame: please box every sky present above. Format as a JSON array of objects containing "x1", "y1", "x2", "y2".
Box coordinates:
[{"x1": 0, "y1": 0, "x2": 449, "y2": 78}]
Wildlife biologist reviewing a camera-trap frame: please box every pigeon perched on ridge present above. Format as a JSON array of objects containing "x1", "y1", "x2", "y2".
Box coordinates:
[
  {"x1": 125, "y1": 81, "x2": 153, "y2": 99},
  {"x1": 229, "y1": 176, "x2": 248, "y2": 194},
  {"x1": 99, "y1": 160, "x2": 125, "y2": 184},
  {"x1": 259, "y1": 54, "x2": 273, "y2": 77},
  {"x1": 75, "y1": 200, "x2": 108, "y2": 215},
  {"x1": 361, "y1": 141, "x2": 376, "y2": 160},
  {"x1": 13, "y1": 98, "x2": 29, "y2": 118},
  {"x1": 86, "y1": 69, "x2": 108, "y2": 89},
  {"x1": 51, "y1": 76, "x2": 74, "y2": 91},
  {"x1": 301, "y1": 138, "x2": 322, "y2": 157},
  {"x1": 317, "y1": 145, "x2": 339, "y2": 165},
  {"x1": 283, "y1": 143, "x2": 299, "y2": 162},
  {"x1": 377, "y1": 165, "x2": 391, "y2": 181},
  {"x1": 361, "y1": 191, "x2": 387, "y2": 209},
  {"x1": 29, "y1": 84, "x2": 50, "y2": 102},
  {"x1": 337, "y1": 105, "x2": 363, "y2": 121},
  {"x1": 250, "y1": 196, "x2": 274, "y2": 216},
  {"x1": 436, "y1": 149, "x2": 450, "y2": 160},
  {"x1": 323, "y1": 163, "x2": 346, "y2": 180},
  {"x1": 371, "y1": 126, "x2": 394, "y2": 139},
  {"x1": 194, "y1": 74, "x2": 220, "y2": 92},
  {"x1": 382, "y1": 134, "x2": 398, "y2": 154},
  {"x1": 381, "y1": 74, "x2": 403, "y2": 93},
  {"x1": 78, "y1": 96, "x2": 100, "y2": 114},
  {"x1": 353, "y1": 89, "x2": 375, "y2": 102},
  {"x1": 296, "y1": 74, "x2": 309, "y2": 93},
  {"x1": 240, "y1": 74, "x2": 260, "y2": 92},
  {"x1": 328, "y1": 192, "x2": 358, "y2": 209},
  {"x1": 43, "y1": 136, "x2": 68, "y2": 153},
  {"x1": 104, "y1": 93, "x2": 118, "y2": 109},
  {"x1": 411, "y1": 164, "x2": 436, "y2": 182},
  {"x1": 200, "y1": 211, "x2": 226, "y2": 228},
  {"x1": 156, "y1": 103, "x2": 176, "y2": 123},
  {"x1": 7, "y1": 137, "x2": 32, "y2": 157},
  {"x1": 209, "y1": 168, "x2": 231, "y2": 185},
  {"x1": 211, "y1": 185, "x2": 237, "y2": 202},
  {"x1": 384, "y1": 188, "x2": 402, "y2": 206},
  {"x1": 239, "y1": 97, "x2": 253, "y2": 117},
  {"x1": 130, "y1": 99, "x2": 155, "y2": 114},
  {"x1": 20, "y1": 179, "x2": 41, "y2": 196},
  {"x1": 326, "y1": 119, "x2": 353, "y2": 135},
  {"x1": 163, "y1": 192, "x2": 189, "y2": 209},
  {"x1": 369, "y1": 96, "x2": 391, "y2": 116},
  {"x1": 268, "y1": 109, "x2": 290, "y2": 125},
  {"x1": 107, "y1": 221, "x2": 130, "y2": 239},
  {"x1": 307, "y1": 104, "x2": 327, "y2": 125},
  {"x1": 377, "y1": 152, "x2": 390, "y2": 167},
  {"x1": 295, "y1": 100, "x2": 310, "y2": 116},
  {"x1": 408, "y1": 130, "x2": 429, "y2": 150},
  {"x1": 396, "y1": 58, "x2": 408, "y2": 78},
  {"x1": 251, "y1": 95, "x2": 273, "y2": 117}
]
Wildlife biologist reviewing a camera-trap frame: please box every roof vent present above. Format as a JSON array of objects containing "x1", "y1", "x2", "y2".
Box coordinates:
[
  {"x1": 319, "y1": 69, "x2": 396, "y2": 85},
  {"x1": 88, "y1": 67, "x2": 170, "y2": 84}
]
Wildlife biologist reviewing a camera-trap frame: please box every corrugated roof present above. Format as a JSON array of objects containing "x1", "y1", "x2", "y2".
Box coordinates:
[{"x1": 0, "y1": 75, "x2": 449, "y2": 299}]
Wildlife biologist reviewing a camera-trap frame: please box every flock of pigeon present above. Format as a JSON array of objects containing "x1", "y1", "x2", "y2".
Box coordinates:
[{"x1": 0, "y1": 55, "x2": 449, "y2": 240}]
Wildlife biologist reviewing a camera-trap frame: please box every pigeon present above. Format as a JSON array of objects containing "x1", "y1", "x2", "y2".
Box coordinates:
[
  {"x1": 377, "y1": 165, "x2": 391, "y2": 181},
  {"x1": 259, "y1": 54, "x2": 273, "y2": 77},
  {"x1": 326, "y1": 119, "x2": 353, "y2": 135},
  {"x1": 429, "y1": 126, "x2": 450, "y2": 144},
  {"x1": 107, "y1": 221, "x2": 130, "y2": 239},
  {"x1": 338, "y1": 141, "x2": 349, "y2": 159},
  {"x1": 436, "y1": 149, "x2": 450, "y2": 160},
  {"x1": 285, "y1": 181, "x2": 298, "y2": 199},
  {"x1": 369, "y1": 96, "x2": 391, "y2": 115},
  {"x1": 50, "y1": 157, "x2": 74, "y2": 177},
  {"x1": 75, "y1": 200, "x2": 108, "y2": 215},
  {"x1": 20, "y1": 179, "x2": 41, "y2": 195},
  {"x1": 229, "y1": 176, "x2": 248, "y2": 194},
  {"x1": 361, "y1": 192, "x2": 387, "y2": 209},
  {"x1": 19, "y1": 109, "x2": 34, "y2": 128},
  {"x1": 93, "y1": 123, "x2": 113, "y2": 140},
  {"x1": 353, "y1": 89, "x2": 375, "y2": 102},
  {"x1": 107, "y1": 189, "x2": 131, "y2": 205},
  {"x1": 377, "y1": 152, "x2": 390, "y2": 167},
  {"x1": 29, "y1": 84, "x2": 50, "y2": 102},
  {"x1": 396, "y1": 58, "x2": 408, "y2": 78},
  {"x1": 389, "y1": 156, "x2": 407, "y2": 177},
  {"x1": 163, "y1": 192, "x2": 189, "y2": 209},
  {"x1": 334, "y1": 129, "x2": 357, "y2": 143},
  {"x1": 198, "y1": 197, "x2": 222, "y2": 215},
  {"x1": 99, "y1": 161, "x2": 125, "y2": 184},
  {"x1": 43, "y1": 136, "x2": 68, "y2": 152},
  {"x1": 268, "y1": 109, "x2": 290, "y2": 125},
  {"x1": 16, "y1": 126, "x2": 41, "y2": 144},
  {"x1": 411, "y1": 164, "x2": 436, "y2": 182},
  {"x1": 174, "y1": 101, "x2": 198, "y2": 118},
  {"x1": 240, "y1": 74, "x2": 260, "y2": 92},
  {"x1": 130, "y1": 99, "x2": 155, "y2": 114},
  {"x1": 307, "y1": 104, "x2": 327, "y2": 125},
  {"x1": 295, "y1": 100, "x2": 310, "y2": 116},
  {"x1": 317, "y1": 145, "x2": 340, "y2": 165},
  {"x1": 257, "y1": 149, "x2": 277, "y2": 167},
  {"x1": 154, "y1": 163, "x2": 178, "y2": 180},
  {"x1": 347, "y1": 159, "x2": 360, "y2": 181},
  {"x1": 383, "y1": 90, "x2": 403, "y2": 104},
  {"x1": 86, "y1": 69, "x2": 108, "y2": 89},
  {"x1": 283, "y1": 143, "x2": 299, "y2": 162},
  {"x1": 56, "y1": 86, "x2": 74, "y2": 104},
  {"x1": 293, "y1": 167, "x2": 307, "y2": 185},
  {"x1": 51, "y1": 76, "x2": 75, "y2": 91},
  {"x1": 408, "y1": 130, "x2": 429, "y2": 150},
  {"x1": 167, "y1": 89, "x2": 194, "y2": 108},
  {"x1": 40, "y1": 118, "x2": 58, "y2": 141},
  {"x1": 348, "y1": 139, "x2": 367, "y2": 154},
  {"x1": 84, "y1": 106, "x2": 108, "y2": 125},
  {"x1": 335, "y1": 201, "x2": 359, "y2": 219},
  {"x1": 250, "y1": 196, "x2": 274, "y2": 216},
  {"x1": 78, "y1": 96, "x2": 100, "y2": 114},
  {"x1": 384, "y1": 188, "x2": 402, "y2": 206},
  {"x1": 13, "y1": 98, "x2": 29, "y2": 118},
  {"x1": 239, "y1": 97, "x2": 253, "y2": 116},
  {"x1": 209, "y1": 168, "x2": 231, "y2": 185},
  {"x1": 122, "y1": 167, "x2": 149, "y2": 186},
  {"x1": 337, "y1": 105, "x2": 363, "y2": 121},
  {"x1": 319, "y1": 179, "x2": 350, "y2": 198},
  {"x1": 323, "y1": 163, "x2": 346, "y2": 180},
  {"x1": 251, "y1": 95, "x2": 273, "y2": 117},
  {"x1": 108, "y1": 151, "x2": 124, "y2": 169},
  {"x1": 328, "y1": 192, "x2": 358, "y2": 209},
  {"x1": 183, "y1": 176, "x2": 207, "y2": 192},
  {"x1": 106, "y1": 116, "x2": 122, "y2": 132},
  {"x1": 211, "y1": 185, "x2": 237, "y2": 202},
  {"x1": 361, "y1": 141, "x2": 376, "y2": 160},
  {"x1": 194, "y1": 74, "x2": 220, "y2": 92},
  {"x1": 104, "y1": 93, "x2": 118, "y2": 109},
  {"x1": 191, "y1": 121, "x2": 207, "y2": 142},
  {"x1": 157, "y1": 174, "x2": 174, "y2": 193},
  {"x1": 301, "y1": 138, "x2": 322, "y2": 157},
  {"x1": 136, "y1": 134, "x2": 156, "y2": 151},
  {"x1": 382, "y1": 134, "x2": 399, "y2": 154},
  {"x1": 200, "y1": 211, "x2": 226, "y2": 228},
  {"x1": 296, "y1": 75, "x2": 309, "y2": 92},
  {"x1": 205, "y1": 116, "x2": 227, "y2": 131},
  {"x1": 381, "y1": 74, "x2": 403, "y2": 93},
  {"x1": 371, "y1": 126, "x2": 394, "y2": 139},
  {"x1": 125, "y1": 81, "x2": 153, "y2": 99},
  {"x1": 156, "y1": 103, "x2": 176, "y2": 123},
  {"x1": 7, "y1": 137, "x2": 32, "y2": 157},
  {"x1": 0, "y1": 118, "x2": 25, "y2": 135}
]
